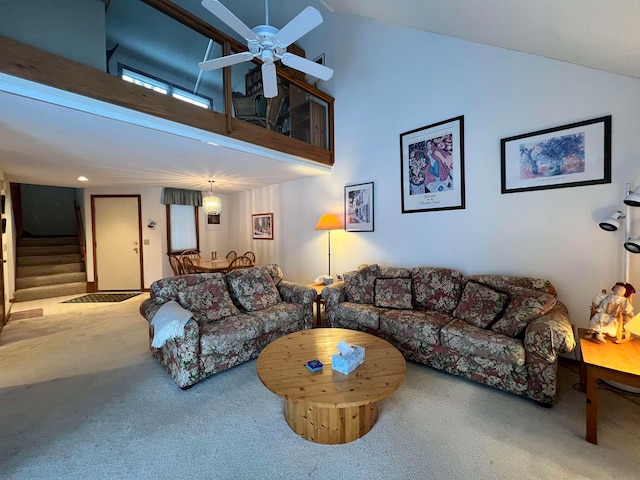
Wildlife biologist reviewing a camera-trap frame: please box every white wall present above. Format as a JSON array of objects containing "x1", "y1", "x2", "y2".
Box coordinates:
[
  {"x1": 0, "y1": 0, "x2": 106, "y2": 70},
  {"x1": 233, "y1": 14, "x2": 640, "y2": 329},
  {"x1": 82, "y1": 186, "x2": 230, "y2": 289}
]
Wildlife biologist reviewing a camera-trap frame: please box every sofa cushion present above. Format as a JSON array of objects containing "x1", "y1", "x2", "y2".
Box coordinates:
[
  {"x1": 199, "y1": 313, "x2": 264, "y2": 355},
  {"x1": 227, "y1": 267, "x2": 282, "y2": 312},
  {"x1": 453, "y1": 281, "x2": 509, "y2": 328},
  {"x1": 412, "y1": 267, "x2": 464, "y2": 313},
  {"x1": 330, "y1": 302, "x2": 383, "y2": 330},
  {"x1": 261, "y1": 264, "x2": 284, "y2": 285},
  {"x1": 167, "y1": 273, "x2": 239, "y2": 322},
  {"x1": 378, "y1": 266, "x2": 412, "y2": 279},
  {"x1": 441, "y1": 319, "x2": 526, "y2": 366},
  {"x1": 344, "y1": 264, "x2": 379, "y2": 304},
  {"x1": 375, "y1": 278, "x2": 413, "y2": 309},
  {"x1": 246, "y1": 302, "x2": 304, "y2": 333},
  {"x1": 466, "y1": 274, "x2": 557, "y2": 296},
  {"x1": 491, "y1": 287, "x2": 557, "y2": 337},
  {"x1": 380, "y1": 309, "x2": 451, "y2": 346}
]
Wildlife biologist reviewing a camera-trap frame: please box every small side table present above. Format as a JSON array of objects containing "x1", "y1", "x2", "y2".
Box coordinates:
[
  {"x1": 307, "y1": 282, "x2": 326, "y2": 327},
  {"x1": 578, "y1": 328, "x2": 640, "y2": 444}
]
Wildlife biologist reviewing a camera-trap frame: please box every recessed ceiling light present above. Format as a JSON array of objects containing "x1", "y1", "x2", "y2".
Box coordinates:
[{"x1": 77, "y1": 176, "x2": 89, "y2": 182}]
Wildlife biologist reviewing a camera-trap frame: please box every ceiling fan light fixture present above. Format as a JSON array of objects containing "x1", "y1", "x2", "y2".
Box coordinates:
[{"x1": 199, "y1": 0, "x2": 333, "y2": 98}]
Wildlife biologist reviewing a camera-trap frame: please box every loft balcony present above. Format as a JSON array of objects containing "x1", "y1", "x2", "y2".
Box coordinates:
[{"x1": 0, "y1": 0, "x2": 334, "y2": 169}]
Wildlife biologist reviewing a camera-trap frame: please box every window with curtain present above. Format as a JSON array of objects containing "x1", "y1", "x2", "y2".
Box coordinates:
[
  {"x1": 164, "y1": 188, "x2": 202, "y2": 254},
  {"x1": 167, "y1": 204, "x2": 198, "y2": 253}
]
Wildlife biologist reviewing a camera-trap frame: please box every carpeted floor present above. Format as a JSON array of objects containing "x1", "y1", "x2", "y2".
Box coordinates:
[
  {"x1": 61, "y1": 292, "x2": 141, "y2": 303},
  {"x1": 8, "y1": 308, "x2": 43, "y2": 321},
  {"x1": 0, "y1": 297, "x2": 639, "y2": 479}
]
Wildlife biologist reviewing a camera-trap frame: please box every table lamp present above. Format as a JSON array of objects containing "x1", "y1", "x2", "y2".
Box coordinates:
[{"x1": 315, "y1": 213, "x2": 342, "y2": 277}]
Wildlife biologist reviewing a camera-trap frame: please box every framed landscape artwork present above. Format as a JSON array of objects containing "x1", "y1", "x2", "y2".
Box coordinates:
[
  {"x1": 500, "y1": 115, "x2": 611, "y2": 194},
  {"x1": 400, "y1": 115, "x2": 465, "y2": 213},
  {"x1": 252, "y1": 213, "x2": 273, "y2": 240},
  {"x1": 344, "y1": 182, "x2": 374, "y2": 232}
]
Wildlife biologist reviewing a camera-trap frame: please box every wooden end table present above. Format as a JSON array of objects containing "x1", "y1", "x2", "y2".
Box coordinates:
[
  {"x1": 578, "y1": 328, "x2": 640, "y2": 444},
  {"x1": 307, "y1": 282, "x2": 326, "y2": 327},
  {"x1": 256, "y1": 328, "x2": 406, "y2": 444}
]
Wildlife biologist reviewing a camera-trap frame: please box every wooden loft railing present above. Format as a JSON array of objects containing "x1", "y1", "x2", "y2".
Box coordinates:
[{"x1": 0, "y1": 0, "x2": 334, "y2": 167}]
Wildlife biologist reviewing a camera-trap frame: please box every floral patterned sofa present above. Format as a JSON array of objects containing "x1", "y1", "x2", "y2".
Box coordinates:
[
  {"x1": 322, "y1": 264, "x2": 576, "y2": 406},
  {"x1": 139, "y1": 265, "x2": 315, "y2": 389}
]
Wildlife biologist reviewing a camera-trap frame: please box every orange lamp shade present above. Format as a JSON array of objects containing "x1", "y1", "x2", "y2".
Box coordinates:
[{"x1": 315, "y1": 213, "x2": 342, "y2": 230}]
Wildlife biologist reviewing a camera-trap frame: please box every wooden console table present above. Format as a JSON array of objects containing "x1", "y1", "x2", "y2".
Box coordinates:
[{"x1": 578, "y1": 328, "x2": 640, "y2": 444}]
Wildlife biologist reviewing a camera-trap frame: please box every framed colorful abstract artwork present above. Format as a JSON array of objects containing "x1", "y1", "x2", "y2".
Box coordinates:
[{"x1": 400, "y1": 116, "x2": 465, "y2": 213}]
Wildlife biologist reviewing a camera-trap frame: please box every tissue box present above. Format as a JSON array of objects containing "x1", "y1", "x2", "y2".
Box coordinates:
[{"x1": 331, "y1": 345, "x2": 365, "y2": 374}]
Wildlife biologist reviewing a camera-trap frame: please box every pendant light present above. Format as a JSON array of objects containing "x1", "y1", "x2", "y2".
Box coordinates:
[{"x1": 203, "y1": 180, "x2": 221, "y2": 215}]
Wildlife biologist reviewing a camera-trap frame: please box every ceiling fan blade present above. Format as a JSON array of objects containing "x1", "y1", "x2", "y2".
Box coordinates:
[
  {"x1": 262, "y1": 63, "x2": 278, "y2": 98},
  {"x1": 280, "y1": 53, "x2": 333, "y2": 81},
  {"x1": 274, "y1": 6, "x2": 323, "y2": 47},
  {"x1": 201, "y1": 0, "x2": 259, "y2": 42},
  {"x1": 198, "y1": 51, "x2": 254, "y2": 71}
]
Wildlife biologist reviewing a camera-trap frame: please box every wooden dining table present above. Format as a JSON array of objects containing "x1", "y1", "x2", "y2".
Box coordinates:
[{"x1": 190, "y1": 258, "x2": 230, "y2": 273}]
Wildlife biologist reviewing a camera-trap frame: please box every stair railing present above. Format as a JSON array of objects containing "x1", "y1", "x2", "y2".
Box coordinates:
[{"x1": 74, "y1": 201, "x2": 86, "y2": 261}]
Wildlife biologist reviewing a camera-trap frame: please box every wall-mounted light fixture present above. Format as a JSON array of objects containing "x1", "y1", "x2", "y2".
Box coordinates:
[{"x1": 598, "y1": 183, "x2": 640, "y2": 282}]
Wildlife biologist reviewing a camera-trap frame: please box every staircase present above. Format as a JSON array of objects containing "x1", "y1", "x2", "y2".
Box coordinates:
[{"x1": 15, "y1": 236, "x2": 87, "y2": 302}]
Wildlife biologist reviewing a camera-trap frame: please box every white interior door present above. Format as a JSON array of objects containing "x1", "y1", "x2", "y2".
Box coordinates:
[{"x1": 93, "y1": 196, "x2": 142, "y2": 291}]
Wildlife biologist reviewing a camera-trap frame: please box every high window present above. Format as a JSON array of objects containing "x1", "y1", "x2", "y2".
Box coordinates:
[{"x1": 120, "y1": 65, "x2": 213, "y2": 110}]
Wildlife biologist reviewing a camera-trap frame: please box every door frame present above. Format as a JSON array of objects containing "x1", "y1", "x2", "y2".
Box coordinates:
[{"x1": 90, "y1": 194, "x2": 144, "y2": 291}]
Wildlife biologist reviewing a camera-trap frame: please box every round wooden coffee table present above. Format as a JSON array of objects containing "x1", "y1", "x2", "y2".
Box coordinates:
[{"x1": 256, "y1": 328, "x2": 406, "y2": 444}]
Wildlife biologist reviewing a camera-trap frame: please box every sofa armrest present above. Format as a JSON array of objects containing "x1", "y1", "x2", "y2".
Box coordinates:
[
  {"x1": 322, "y1": 281, "x2": 346, "y2": 308},
  {"x1": 524, "y1": 301, "x2": 576, "y2": 363},
  {"x1": 278, "y1": 281, "x2": 316, "y2": 305},
  {"x1": 140, "y1": 298, "x2": 161, "y2": 322}
]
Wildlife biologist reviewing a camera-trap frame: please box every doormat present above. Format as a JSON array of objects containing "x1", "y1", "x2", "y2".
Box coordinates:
[
  {"x1": 62, "y1": 293, "x2": 142, "y2": 303},
  {"x1": 9, "y1": 308, "x2": 44, "y2": 321}
]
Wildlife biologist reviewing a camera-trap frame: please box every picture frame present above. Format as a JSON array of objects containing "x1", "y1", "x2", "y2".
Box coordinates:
[
  {"x1": 500, "y1": 115, "x2": 611, "y2": 194},
  {"x1": 205, "y1": 213, "x2": 221, "y2": 230},
  {"x1": 400, "y1": 115, "x2": 465, "y2": 213},
  {"x1": 344, "y1": 182, "x2": 374, "y2": 232},
  {"x1": 252, "y1": 212, "x2": 273, "y2": 240}
]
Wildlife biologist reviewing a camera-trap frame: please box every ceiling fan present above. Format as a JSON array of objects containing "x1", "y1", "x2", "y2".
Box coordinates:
[{"x1": 198, "y1": 0, "x2": 334, "y2": 98}]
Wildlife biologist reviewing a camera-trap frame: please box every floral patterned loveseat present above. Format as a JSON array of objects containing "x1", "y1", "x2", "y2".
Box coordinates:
[
  {"x1": 323, "y1": 264, "x2": 576, "y2": 406},
  {"x1": 140, "y1": 265, "x2": 315, "y2": 389}
]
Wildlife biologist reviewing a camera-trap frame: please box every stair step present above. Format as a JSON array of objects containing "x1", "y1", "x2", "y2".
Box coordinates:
[
  {"x1": 18, "y1": 262, "x2": 85, "y2": 277},
  {"x1": 17, "y1": 245, "x2": 81, "y2": 257},
  {"x1": 17, "y1": 254, "x2": 83, "y2": 267},
  {"x1": 14, "y1": 282, "x2": 87, "y2": 302},
  {"x1": 16, "y1": 272, "x2": 87, "y2": 289},
  {"x1": 18, "y1": 236, "x2": 80, "y2": 247}
]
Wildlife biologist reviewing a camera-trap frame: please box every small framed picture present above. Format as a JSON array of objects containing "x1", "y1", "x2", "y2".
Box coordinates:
[
  {"x1": 252, "y1": 213, "x2": 274, "y2": 240},
  {"x1": 500, "y1": 115, "x2": 612, "y2": 194},
  {"x1": 345, "y1": 182, "x2": 374, "y2": 232},
  {"x1": 205, "y1": 213, "x2": 221, "y2": 230}
]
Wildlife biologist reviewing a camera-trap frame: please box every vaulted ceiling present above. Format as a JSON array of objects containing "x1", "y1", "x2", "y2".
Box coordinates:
[{"x1": 1, "y1": 0, "x2": 638, "y2": 192}]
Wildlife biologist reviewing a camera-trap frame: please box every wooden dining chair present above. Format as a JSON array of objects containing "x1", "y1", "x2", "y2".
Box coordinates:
[
  {"x1": 243, "y1": 251, "x2": 256, "y2": 264},
  {"x1": 182, "y1": 257, "x2": 199, "y2": 274},
  {"x1": 226, "y1": 250, "x2": 238, "y2": 261},
  {"x1": 168, "y1": 254, "x2": 185, "y2": 276},
  {"x1": 225, "y1": 255, "x2": 253, "y2": 273}
]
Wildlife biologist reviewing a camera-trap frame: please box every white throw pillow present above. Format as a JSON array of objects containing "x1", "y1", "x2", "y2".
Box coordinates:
[{"x1": 150, "y1": 300, "x2": 193, "y2": 348}]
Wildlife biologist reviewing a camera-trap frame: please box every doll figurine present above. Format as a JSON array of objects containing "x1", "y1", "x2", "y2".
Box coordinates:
[{"x1": 589, "y1": 282, "x2": 635, "y2": 343}]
